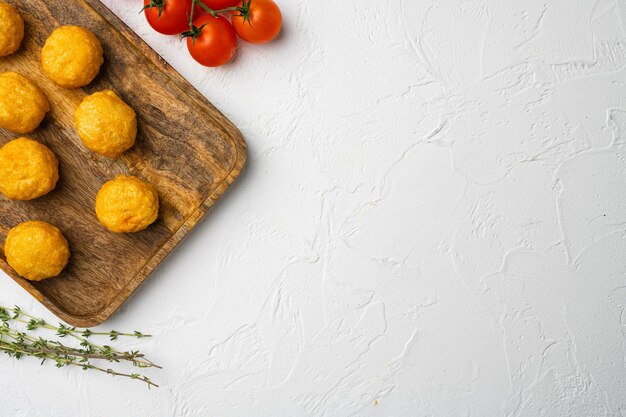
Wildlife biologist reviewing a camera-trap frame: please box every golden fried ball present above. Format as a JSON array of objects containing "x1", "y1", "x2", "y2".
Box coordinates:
[
  {"x1": 95, "y1": 175, "x2": 159, "y2": 233},
  {"x1": 0, "y1": 1, "x2": 24, "y2": 57},
  {"x1": 74, "y1": 90, "x2": 137, "y2": 157},
  {"x1": 41, "y1": 25, "x2": 103, "y2": 88},
  {"x1": 0, "y1": 138, "x2": 59, "y2": 200},
  {"x1": 4, "y1": 221, "x2": 70, "y2": 281},
  {"x1": 0, "y1": 72, "x2": 49, "y2": 134}
]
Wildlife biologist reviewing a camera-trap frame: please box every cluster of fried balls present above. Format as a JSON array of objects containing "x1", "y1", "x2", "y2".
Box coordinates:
[{"x1": 0, "y1": 2, "x2": 159, "y2": 281}]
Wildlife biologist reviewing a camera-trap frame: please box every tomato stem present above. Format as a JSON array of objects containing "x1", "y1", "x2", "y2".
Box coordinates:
[
  {"x1": 141, "y1": 0, "x2": 166, "y2": 18},
  {"x1": 188, "y1": 0, "x2": 196, "y2": 25},
  {"x1": 194, "y1": 0, "x2": 219, "y2": 17},
  {"x1": 233, "y1": 0, "x2": 253, "y2": 26},
  {"x1": 188, "y1": 0, "x2": 252, "y2": 24}
]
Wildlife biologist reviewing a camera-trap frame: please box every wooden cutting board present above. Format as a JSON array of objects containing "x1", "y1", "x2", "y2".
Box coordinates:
[{"x1": 0, "y1": 0, "x2": 247, "y2": 327}]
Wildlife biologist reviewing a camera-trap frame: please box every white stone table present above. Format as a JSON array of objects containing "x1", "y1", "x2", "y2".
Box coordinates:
[{"x1": 2, "y1": 1, "x2": 626, "y2": 415}]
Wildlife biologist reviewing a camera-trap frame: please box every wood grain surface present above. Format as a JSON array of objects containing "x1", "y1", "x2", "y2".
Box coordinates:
[{"x1": 0, "y1": 0, "x2": 247, "y2": 327}]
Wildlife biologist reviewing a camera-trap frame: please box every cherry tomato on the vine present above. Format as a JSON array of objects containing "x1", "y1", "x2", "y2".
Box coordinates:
[
  {"x1": 232, "y1": 0, "x2": 282, "y2": 44},
  {"x1": 186, "y1": 14, "x2": 237, "y2": 67},
  {"x1": 144, "y1": 0, "x2": 192, "y2": 35}
]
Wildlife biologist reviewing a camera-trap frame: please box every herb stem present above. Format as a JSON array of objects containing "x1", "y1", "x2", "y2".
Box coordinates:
[{"x1": 0, "y1": 305, "x2": 159, "y2": 388}]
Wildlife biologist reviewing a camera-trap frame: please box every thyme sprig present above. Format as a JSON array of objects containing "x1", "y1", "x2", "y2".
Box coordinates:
[{"x1": 0, "y1": 305, "x2": 160, "y2": 388}]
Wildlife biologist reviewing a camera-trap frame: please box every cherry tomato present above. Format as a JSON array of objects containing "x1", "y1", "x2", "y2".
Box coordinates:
[
  {"x1": 186, "y1": 14, "x2": 237, "y2": 67},
  {"x1": 232, "y1": 0, "x2": 282, "y2": 44},
  {"x1": 144, "y1": 0, "x2": 192, "y2": 35}
]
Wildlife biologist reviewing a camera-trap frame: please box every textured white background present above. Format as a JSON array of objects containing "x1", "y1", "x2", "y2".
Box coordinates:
[{"x1": 2, "y1": 0, "x2": 626, "y2": 415}]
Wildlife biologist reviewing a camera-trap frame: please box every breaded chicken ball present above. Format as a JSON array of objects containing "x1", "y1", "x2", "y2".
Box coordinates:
[
  {"x1": 0, "y1": 72, "x2": 49, "y2": 134},
  {"x1": 95, "y1": 175, "x2": 159, "y2": 233},
  {"x1": 0, "y1": 1, "x2": 24, "y2": 57},
  {"x1": 4, "y1": 221, "x2": 70, "y2": 281},
  {"x1": 41, "y1": 25, "x2": 103, "y2": 88},
  {"x1": 0, "y1": 138, "x2": 59, "y2": 200},
  {"x1": 74, "y1": 90, "x2": 137, "y2": 157}
]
